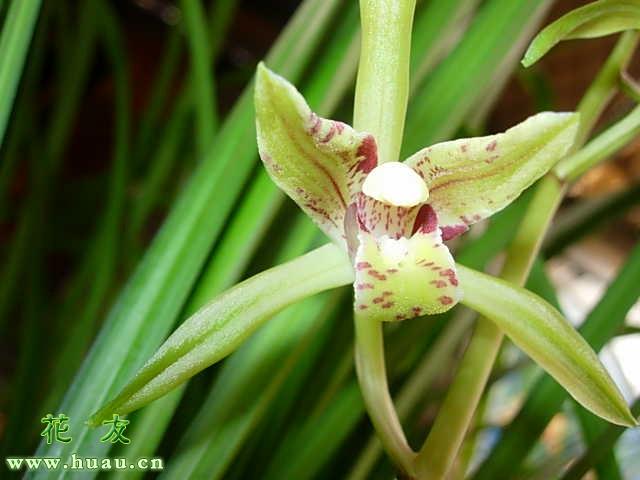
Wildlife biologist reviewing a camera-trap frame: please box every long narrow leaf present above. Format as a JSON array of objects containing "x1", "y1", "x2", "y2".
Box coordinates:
[
  {"x1": 0, "y1": 0, "x2": 42, "y2": 147},
  {"x1": 523, "y1": 0, "x2": 640, "y2": 67}
]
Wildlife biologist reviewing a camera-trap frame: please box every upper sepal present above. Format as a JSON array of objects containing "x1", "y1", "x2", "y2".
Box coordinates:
[
  {"x1": 255, "y1": 63, "x2": 378, "y2": 248},
  {"x1": 404, "y1": 112, "x2": 579, "y2": 238}
]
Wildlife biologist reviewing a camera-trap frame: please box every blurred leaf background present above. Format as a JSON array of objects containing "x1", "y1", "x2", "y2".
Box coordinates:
[{"x1": 0, "y1": 0, "x2": 638, "y2": 478}]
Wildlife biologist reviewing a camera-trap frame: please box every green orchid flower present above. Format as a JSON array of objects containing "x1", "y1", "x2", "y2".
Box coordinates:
[{"x1": 255, "y1": 62, "x2": 579, "y2": 323}]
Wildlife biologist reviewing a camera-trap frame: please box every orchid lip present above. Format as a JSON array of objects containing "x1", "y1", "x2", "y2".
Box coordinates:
[{"x1": 361, "y1": 161, "x2": 429, "y2": 207}]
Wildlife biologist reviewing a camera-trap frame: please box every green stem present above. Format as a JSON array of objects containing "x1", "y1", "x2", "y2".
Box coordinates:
[
  {"x1": 414, "y1": 31, "x2": 638, "y2": 480},
  {"x1": 352, "y1": 0, "x2": 417, "y2": 476},
  {"x1": 563, "y1": 30, "x2": 639, "y2": 148},
  {"x1": 354, "y1": 315, "x2": 417, "y2": 475},
  {"x1": 348, "y1": 309, "x2": 474, "y2": 480},
  {"x1": 353, "y1": 0, "x2": 416, "y2": 163},
  {"x1": 556, "y1": 102, "x2": 640, "y2": 181}
]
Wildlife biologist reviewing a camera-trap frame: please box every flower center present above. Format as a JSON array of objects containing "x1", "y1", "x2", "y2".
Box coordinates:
[{"x1": 361, "y1": 161, "x2": 429, "y2": 207}]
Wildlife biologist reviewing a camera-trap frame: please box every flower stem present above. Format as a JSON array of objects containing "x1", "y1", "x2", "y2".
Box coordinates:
[
  {"x1": 562, "y1": 31, "x2": 639, "y2": 149},
  {"x1": 414, "y1": 32, "x2": 638, "y2": 480},
  {"x1": 353, "y1": 0, "x2": 416, "y2": 163},
  {"x1": 354, "y1": 314, "x2": 417, "y2": 475},
  {"x1": 556, "y1": 102, "x2": 640, "y2": 181}
]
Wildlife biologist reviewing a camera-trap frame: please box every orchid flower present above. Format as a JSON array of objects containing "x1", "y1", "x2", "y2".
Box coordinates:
[{"x1": 255, "y1": 63, "x2": 579, "y2": 323}]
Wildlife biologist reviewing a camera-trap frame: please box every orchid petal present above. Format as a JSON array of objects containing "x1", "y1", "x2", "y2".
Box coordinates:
[
  {"x1": 404, "y1": 112, "x2": 579, "y2": 240},
  {"x1": 255, "y1": 63, "x2": 378, "y2": 247},
  {"x1": 354, "y1": 229, "x2": 460, "y2": 322}
]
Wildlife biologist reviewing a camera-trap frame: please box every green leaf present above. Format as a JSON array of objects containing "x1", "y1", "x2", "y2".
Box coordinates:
[
  {"x1": 457, "y1": 264, "x2": 636, "y2": 427},
  {"x1": 522, "y1": 0, "x2": 640, "y2": 67},
  {"x1": 180, "y1": 0, "x2": 217, "y2": 157},
  {"x1": 255, "y1": 63, "x2": 377, "y2": 248},
  {"x1": 0, "y1": 0, "x2": 42, "y2": 147},
  {"x1": 88, "y1": 244, "x2": 353, "y2": 425},
  {"x1": 404, "y1": 112, "x2": 579, "y2": 233}
]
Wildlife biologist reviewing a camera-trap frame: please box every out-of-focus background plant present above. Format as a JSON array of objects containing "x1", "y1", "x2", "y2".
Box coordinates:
[{"x1": 0, "y1": 0, "x2": 638, "y2": 478}]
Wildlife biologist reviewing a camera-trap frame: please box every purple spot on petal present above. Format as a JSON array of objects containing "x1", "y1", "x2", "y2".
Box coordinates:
[
  {"x1": 309, "y1": 113, "x2": 321, "y2": 135},
  {"x1": 441, "y1": 224, "x2": 468, "y2": 241},
  {"x1": 486, "y1": 140, "x2": 497, "y2": 152},
  {"x1": 356, "y1": 136, "x2": 378, "y2": 173},
  {"x1": 344, "y1": 203, "x2": 360, "y2": 258},
  {"x1": 320, "y1": 124, "x2": 336, "y2": 143},
  {"x1": 439, "y1": 295, "x2": 454, "y2": 305},
  {"x1": 412, "y1": 204, "x2": 438, "y2": 235},
  {"x1": 368, "y1": 270, "x2": 387, "y2": 281}
]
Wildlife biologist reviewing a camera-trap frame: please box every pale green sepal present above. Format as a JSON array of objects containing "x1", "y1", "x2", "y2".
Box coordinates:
[
  {"x1": 457, "y1": 264, "x2": 637, "y2": 427},
  {"x1": 87, "y1": 244, "x2": 354, "y2": 426},
  {"x1": 354, "y1": 230, "x2": 460, "y2": 322},
  {"x1": 404, "y1": 112, "x2": 579, "y2": 231},
  {"x1": 255, "y1": 63, "x2": 378, "y2": 248},
  {"x1": 523, "y1": 0, "x2": 640, "y2": 67}
]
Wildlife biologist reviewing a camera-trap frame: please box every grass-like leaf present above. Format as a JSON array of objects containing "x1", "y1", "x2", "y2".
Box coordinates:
[
  {"x1": 523, "y1": 0, "x2": 640, "y2": 67},
  {"x1": 0, "y1": 0, "x2": 42, "y2": 147}
]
